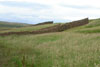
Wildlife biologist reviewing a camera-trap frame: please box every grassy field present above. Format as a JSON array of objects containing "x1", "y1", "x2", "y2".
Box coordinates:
[{"x1": 0, "y1": 19, "x2": 100, "y2": 67}]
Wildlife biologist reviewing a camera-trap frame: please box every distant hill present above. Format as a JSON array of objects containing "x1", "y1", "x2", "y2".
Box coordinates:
[
  {"x1": 0, "y1": 21, "x2": 31, "y2": 30},
  {"x1": 0, "y1": 21, "x2": 31, "y2": 27}
]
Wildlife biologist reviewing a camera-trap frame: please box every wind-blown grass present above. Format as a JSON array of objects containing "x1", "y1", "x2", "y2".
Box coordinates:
[{"x1": 0, "y1": 32, "x2": 100, "y2": 67}]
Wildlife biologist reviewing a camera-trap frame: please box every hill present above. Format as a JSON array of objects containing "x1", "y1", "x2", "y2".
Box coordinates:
[
  {"x1": 0, "y1": 21, "x2": 31, "y2": 31},
  {"x1": 0, "y1": 18, "x2": 100, "y2": 67}
]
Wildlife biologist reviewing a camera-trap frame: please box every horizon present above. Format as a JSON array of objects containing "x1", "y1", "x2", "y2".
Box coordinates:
[{"x1": 0, "y1": 0, "x2": 100, "y2": 24}]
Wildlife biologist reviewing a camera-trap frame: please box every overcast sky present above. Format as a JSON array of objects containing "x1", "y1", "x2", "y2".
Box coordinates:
[{"x1": 0, "y1": 0, "x2": 100, "y2": 24}]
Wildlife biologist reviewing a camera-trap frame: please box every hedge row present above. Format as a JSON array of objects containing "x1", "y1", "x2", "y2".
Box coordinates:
[
  {"x1": 32, "y1": 21, "x2": 53, "y2": 26},
  {"x1": 58, "y1": 18, "x2": 89, "y2": 31},
  {"x1": 0, "y1": 18, "x2": 89, "y2": 36}
]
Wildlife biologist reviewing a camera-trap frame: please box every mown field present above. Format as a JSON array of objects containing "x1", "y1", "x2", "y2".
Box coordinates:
[{"x1": 0, "y1": 19, "x2": 100, "y2": 67}]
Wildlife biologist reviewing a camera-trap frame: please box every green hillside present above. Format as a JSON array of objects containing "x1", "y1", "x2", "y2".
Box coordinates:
[
  {"x1": 0, "y1": 21, "x2": 30, "y2": 31},
  {"x1": 76, "y1": 18, "x2": 100, "y2": 33},
  {"x1": 0, "y1": 19, "x2": 100, "y2": 67}
]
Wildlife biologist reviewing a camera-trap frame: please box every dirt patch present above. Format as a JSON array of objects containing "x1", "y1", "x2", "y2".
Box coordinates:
[{"x1": 0, "y1": 18, "x2": 89, "y2": 36}]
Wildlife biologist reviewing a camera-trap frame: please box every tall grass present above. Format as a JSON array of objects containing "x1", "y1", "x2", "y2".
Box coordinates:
[
  {"x1": 0, "y1": 31, "x2": 100, "y2": 67},
  {"x1": 0, "y1": 19, "x2": 100, "y2": 67}
]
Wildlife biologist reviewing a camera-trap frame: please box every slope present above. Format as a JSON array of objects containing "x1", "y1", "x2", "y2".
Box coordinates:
[{"x1": 0, "y1": 18, "x2": 100, "y2": 67}]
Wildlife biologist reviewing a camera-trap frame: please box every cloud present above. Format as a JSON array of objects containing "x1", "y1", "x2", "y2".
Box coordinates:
[
  {"x1": 0, "y1": 1, "x2": 51, "y2": 10},
  {"x1": 0, "y1": 0, "x2": 100, "y2": 24}
]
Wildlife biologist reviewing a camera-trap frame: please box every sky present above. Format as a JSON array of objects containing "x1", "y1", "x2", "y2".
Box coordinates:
[{"x1": 0, "y1": 0, "x2": 100, "y2": 24}]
